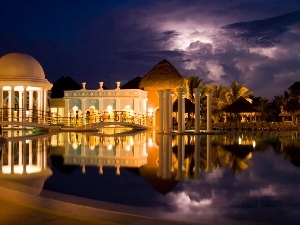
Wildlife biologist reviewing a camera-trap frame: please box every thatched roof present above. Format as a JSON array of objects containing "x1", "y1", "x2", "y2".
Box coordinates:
[
  {"x1": 224, "y1": 97, "x2": 257, "y2": 113},
  {"x1": 121, "y1": 76, "x2": 142, "y2": 89},
  {"x1": 139, "y1": 59, "x2": 184, "y2": 89}
]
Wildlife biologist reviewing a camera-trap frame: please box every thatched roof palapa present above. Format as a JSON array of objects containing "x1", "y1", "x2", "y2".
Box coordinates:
[
  {"x1": 139, "y1": 59, "x2": 184, "y2": 89},
  {"x1": 224, "y1": 97, "x2": 257, "y2": 113}
]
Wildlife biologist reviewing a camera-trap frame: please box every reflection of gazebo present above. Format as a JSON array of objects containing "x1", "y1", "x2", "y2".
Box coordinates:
[{"x1": 224, "y1": 97, "x2": 259, "y2": 122}]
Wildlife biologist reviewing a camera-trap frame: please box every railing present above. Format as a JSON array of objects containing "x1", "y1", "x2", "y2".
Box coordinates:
[
  {"x1": 0, "y1": 108, "x2": 50, "y2": 124},
  {"x1": 0, "y1": 108, "x2": 153, "y2": 128},
  {"x1": 58, "y1": 111, "x2": 152, "y2": 127}
]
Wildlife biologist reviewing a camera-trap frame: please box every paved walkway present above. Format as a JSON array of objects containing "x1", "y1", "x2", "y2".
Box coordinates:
[{"x1": 0, "y1": 178, "x2": 198, "y2": 225}]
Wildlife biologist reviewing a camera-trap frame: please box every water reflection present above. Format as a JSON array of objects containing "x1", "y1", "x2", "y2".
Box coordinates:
[
  {"x1": 1, "y1": 130, "x2": 300, "y2": 224},
  {"x1": 62, "y1": 132, "x2": 148, "y2": 175},
  {"x1": 0, "y1": 130, "x2": 51, "y2": 177}
]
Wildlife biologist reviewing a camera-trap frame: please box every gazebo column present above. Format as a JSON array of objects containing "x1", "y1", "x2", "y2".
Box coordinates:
[
  {"x1": 206, "y1": 92, "x2": 212, "y2": 132},
  {"x1": 18, "y1": 89, "x2": 23, "y2": 122},
  {"x1": 9, "y1": 87, "x2": 15, "y2": 122},
  {"x1": 0, "y1": 87, "x2": 3, "y2": 120},
  {"x1": 37, "y1": 90, "x2": 42, "y2": 123},
  {"x1": 157, "y1": 90, "x2": 164, "y2": 133},
  {"x1": 43, "y1": 89, "x2": 48, "y2": 123},
  {"x1": 23, "y1": 88, "x2": 27, "y2": 122},
  {"x1": 28, "y1": 90, "x2": 33, "y2": 122},
  {"x1": 194, "y1": 87, "x2": 201, "y2": 133},
  {"x1": 176, "y1": 88, "x2": 185, "y2": 133}
]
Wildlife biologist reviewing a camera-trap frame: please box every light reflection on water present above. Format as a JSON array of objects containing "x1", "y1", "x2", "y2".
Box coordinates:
[{"x1": 1, "y1": 130, "x2": 300, "y2": 224}]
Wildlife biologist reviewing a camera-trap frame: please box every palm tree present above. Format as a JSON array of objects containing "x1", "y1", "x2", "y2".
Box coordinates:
[
  {"x1": 225, "y1": 81, "x2": 253, "y2": 104},
  {"x1": 272, "y1": 95, "x2": 285, "y2": 121},
  {"x1": 283, "y1": 96, "x2": 300, "y2": 124},
  {"x1": 208, "y1": 85, "x2": 228, "y2": 122},
  {"x1": 256, "y1": 97, "x2": 276, "y2": 121},
  {"x1": 183, "y1": 76, "x2": 202, "y2": 101}
]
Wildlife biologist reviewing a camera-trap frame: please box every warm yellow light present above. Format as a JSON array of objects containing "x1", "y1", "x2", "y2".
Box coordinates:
[
  {"x1": 148, "y1": 137, "x2": 153, "y2": 147},
  {"x1": 252, "y1": 141, "x2": 256, "y2": 148},
  {"x1": 130, "y1": 110, "x2": 134, "y2": 116},
  {"x1": 72, "y1": 142, "x2": 78, "y2": 149},
  {"x1": 107, "y1": 105, "x2": 113, "y2": 113},
  {"x1": 148, "y1": 108, "x2": 153, "y2": 116},
  {"x1": 107, "y1": 142, "x2": 112, "y2": 150},
  {"x1": 129, "y1": 137, "x2": 134, "y2": 146}
]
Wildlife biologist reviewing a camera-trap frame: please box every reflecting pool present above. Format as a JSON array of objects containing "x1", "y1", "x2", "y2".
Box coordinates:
[{"x1": 1, "y1": 129, "x2": 300, "y2": 224}]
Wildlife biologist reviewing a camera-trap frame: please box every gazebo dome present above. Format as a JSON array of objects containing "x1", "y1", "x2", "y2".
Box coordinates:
[{"x1": 0, "y1": 53, "x2": 45, "y2": 80}]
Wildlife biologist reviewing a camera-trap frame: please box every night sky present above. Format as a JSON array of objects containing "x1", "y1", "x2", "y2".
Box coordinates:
[{"x1": 1, "y1": 0, "x2": 300, "y2": 99}]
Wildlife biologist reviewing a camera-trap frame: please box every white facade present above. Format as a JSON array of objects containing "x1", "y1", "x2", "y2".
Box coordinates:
[{"x1": 62, "y1": 82, "x2": 148, "y2": 126}]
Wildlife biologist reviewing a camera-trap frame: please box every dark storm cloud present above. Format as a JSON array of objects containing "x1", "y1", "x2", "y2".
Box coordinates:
[
  {"x1": 222, "y1": 11, "x2": 300, "y2": 47},
  {"x1": 1, "y1": 0, "x2": 300, "y2": 96}
]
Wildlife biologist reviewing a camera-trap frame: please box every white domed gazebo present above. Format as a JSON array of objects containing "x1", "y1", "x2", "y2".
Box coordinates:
[{"x1": 0, "y1": 53, "x2": 52, "y2": 124}]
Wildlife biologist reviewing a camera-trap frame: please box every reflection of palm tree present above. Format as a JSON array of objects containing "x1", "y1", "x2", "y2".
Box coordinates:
[{"x1": 225, "y1": 81, "x2": 253, "y2": 104}]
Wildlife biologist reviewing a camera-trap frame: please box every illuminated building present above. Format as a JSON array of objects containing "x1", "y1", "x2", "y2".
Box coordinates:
[{"x1": 0, "y1": 53, "x2": 52, "y2": 124}]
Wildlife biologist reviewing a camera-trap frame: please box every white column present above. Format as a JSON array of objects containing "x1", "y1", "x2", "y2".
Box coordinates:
[
  {"x1": 43, "y1": 89, "x2": 48, "y2": 123},
  {"x1": 194, "y1": 88, "x2": 201, "y2": 133},
  {"x1": 0, "y1": 86, "x2": 3, "y2": 109},
  {"x1": 82, "y1": 99, "x2": 86, "y2": 125},
  {"x1": 65, "y1": 99, "x2": 70, "y2": 126},
  {"x1": 38, "y1": 90, "x2": 42, "y2": 123},
  {"x1": 206, "y1": 92, "x2": 212, "y2": 132},
  {"x1": 18, "y1": 90, "x2": 23, "y2": 122},
  {"x1": 169, "y1": 92, "x2": 173, "y2": 132},
  {"x1": 29, "y1": 91, "x2": 33, "y2": 122},
  {"x1": 10, "y1": 87, "x2": 15, "y2": 122},
  {"x1": 23, "y1": 88, "x2": 27, "y2": 122},
  {"x1": 157, "y1": 90, "x2": 164, "y2": 133},
  {"x1": 163, "y1": 89, "x2": 172, "y2": 134},
  {"x1": 116, "y1": 98, "x2": 120, "y2": 112},
  {"x1": 0, "y1": 87, "x2": 3, "y2": 122},
  {"x1": 176, "y1": 88, "x2": 185, "y2": 133}
]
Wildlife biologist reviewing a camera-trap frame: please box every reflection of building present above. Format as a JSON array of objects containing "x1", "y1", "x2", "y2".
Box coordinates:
[
  {"x1": 0, "y1": 53, "x2": 52, "y2": 124},
  {"x1": 0, "y1": 130, "x2": 51, "y2": 176},
  {"x1": 62, "y1": 132, "x2": 148, "y2": 175}
]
